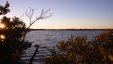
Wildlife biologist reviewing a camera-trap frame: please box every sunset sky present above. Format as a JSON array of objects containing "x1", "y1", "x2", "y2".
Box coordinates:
[{"x1": 0, "y1": 0, "x2": 113, "y2": 29}]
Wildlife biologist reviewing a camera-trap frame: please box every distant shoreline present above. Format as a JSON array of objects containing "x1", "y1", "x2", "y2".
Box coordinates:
[{"x1": 30, "y1": 29, "x2": 113, "y2": 31}]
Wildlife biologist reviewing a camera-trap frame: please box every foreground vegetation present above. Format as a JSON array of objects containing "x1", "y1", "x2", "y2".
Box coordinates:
[
  {"x1": 0, "y1": 1, "x2": 51, "y2": 64},
  {"x1": 45, "y1": 31, "x2": 113, "y2": 64},
  {"x1": 0, "y1": 2, "x2": 31, "y2": 63}
]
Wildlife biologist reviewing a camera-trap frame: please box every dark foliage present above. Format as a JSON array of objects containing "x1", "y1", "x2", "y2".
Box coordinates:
[
  {"x1": 0, "y1": 1, "x2": 10, "y2": 15},
  {"x1": 0, "y1": 16, "x2": 31, "y2": 63},
  {"x1": 0, "y1": 1, "x2": 51, "y2": 64},
  {"x1": 45, "y1": 31, "x2": 113, "y2": 64},
  {"x1": 0, "y1": 1, "x2": 32, "y2": 63}
]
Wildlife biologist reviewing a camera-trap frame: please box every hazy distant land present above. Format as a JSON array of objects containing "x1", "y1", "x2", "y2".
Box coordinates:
[{"x1": 30, "y1": 29, "x2": 113, "y2": 31}]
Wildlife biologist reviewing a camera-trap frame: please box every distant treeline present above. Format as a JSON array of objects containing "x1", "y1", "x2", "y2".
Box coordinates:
[{"x1": 30, "y1": 29, "x2": 113, "y2": 31}]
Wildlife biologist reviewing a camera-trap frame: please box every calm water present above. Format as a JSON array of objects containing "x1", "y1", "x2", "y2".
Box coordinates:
[
  {"x1": 26, "y1": 30, "x2": 103, "y2": 47},
  {"x1": 22, "y1": 30, "x2": 104, "y2": 64}
]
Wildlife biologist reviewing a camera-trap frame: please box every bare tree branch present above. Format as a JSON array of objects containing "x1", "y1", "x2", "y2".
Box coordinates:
[
  {"x1": 26, "y1": 7, "x2": 35, "y2": 26},
  {"x1": 26, "y1": 8, "x2": 52, "y2": 28}
]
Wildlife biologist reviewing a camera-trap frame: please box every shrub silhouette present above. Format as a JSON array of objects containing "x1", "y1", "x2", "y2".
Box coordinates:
[
  {"x1": 45, "y1": 31, "x2": 113, "y2": 64},
  {"x1": 0, "y1": 16, "x2": 31, "y2": 63},
  {"x1": 0, "y1": 2, "x2": 31, "y2": 63}
]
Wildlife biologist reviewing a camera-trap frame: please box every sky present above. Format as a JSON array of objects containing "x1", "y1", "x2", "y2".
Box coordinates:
[{"x1": 0, "y1": 0, "x2": 113, "y2": 29}]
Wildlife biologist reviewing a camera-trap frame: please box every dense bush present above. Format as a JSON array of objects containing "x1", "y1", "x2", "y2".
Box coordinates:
[
  {"x1": 0, "y1": 2, "x2": 32, "y2": 64},
  {"x1": 45, "y1": 31, "x2": 113, "y2": 64},
  {"x1": 0, "y1": 16, "x2": 31, "y2": 63}
]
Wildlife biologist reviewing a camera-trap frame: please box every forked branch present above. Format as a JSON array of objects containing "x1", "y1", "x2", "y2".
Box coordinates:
[{"x1": 26, "y1": 8, "x2": 52, "y2": 28}]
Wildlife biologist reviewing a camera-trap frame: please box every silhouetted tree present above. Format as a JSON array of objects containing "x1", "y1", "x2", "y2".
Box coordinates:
[
  {"x1": 0, "y1": 1, "x2": 52, "y2": 64},
  {"x1": 0, "y1": 16, "x2": 31, "y2": 64}
]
